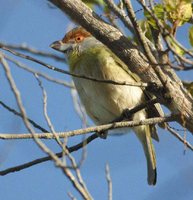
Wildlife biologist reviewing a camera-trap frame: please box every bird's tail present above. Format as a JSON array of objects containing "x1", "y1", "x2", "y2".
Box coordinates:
[{"x1": 135, "y1": 125, "x2": 157, "y2": 185}]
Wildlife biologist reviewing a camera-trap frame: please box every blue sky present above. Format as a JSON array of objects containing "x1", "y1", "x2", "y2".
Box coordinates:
[{"x1": 0, "y1": 1, "x2": 193, "y2": 200}]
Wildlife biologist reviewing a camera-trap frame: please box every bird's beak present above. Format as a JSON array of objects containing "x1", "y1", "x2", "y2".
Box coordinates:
[
  {"x1": 50, "y1": 40, "x2": 63, "y2": 51},
  {"x1": 50, "y1": 40, "x2": 73, "y2": 53}
]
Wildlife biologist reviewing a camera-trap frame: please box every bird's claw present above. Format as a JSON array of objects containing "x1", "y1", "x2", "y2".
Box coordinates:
[
  {"x1": 122, "y1": 108, "x2": 132, "y2": 120},
  {"x1": 97, "y1": 130, "x2": 108, "y2": 139}
]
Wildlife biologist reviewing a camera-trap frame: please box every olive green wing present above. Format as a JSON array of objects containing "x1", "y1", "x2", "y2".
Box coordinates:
[{"x1": 106, "y1": 47, "x2": 164, "y2": 141}]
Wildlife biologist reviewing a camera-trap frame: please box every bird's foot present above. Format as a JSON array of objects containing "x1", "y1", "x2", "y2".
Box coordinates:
[
  {"x1": 122, "y1": 108, "x2": 132, "y2": 120},
  {"x1": 97, "y1": 130, "x2": 108, "y2": 139}
]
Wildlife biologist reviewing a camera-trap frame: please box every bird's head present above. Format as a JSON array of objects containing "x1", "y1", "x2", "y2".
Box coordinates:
[{"x1": 50, "y1": 27, "x2": 102, "y2": 59}]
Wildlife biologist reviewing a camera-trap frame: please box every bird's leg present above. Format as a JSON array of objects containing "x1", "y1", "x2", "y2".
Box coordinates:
[
  {"x1": 96, "y1": 130, "x2": 108, "y2": 139},
  {"x1": 96, "y1": 108, "x2": 133, "y2": 139},
  {"x1": 121, "y1": 108, "x2": 133, "y2": 121},
  {"x1": 110, "y1": 108, "x2": 132, "y2": 123}
]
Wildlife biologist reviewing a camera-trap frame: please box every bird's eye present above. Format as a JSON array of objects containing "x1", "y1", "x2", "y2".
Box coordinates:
[{"x1": 76, "y1": 36, "x2": 83, "y2": 42}]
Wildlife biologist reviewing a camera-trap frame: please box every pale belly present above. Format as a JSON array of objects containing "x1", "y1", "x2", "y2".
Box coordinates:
[{"x1": 73, "y1": 77, "x2": 145, "y2": 125}]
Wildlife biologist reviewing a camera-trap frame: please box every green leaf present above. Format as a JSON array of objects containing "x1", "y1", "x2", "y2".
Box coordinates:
[
  {"x1": 144, "y1": 4, "x2": 165, "y2": 29},
  {"x1": 82, "y1": 0, "x2": 104, "y2": 8},
  {"x1": 167, "y1": 37, "x2": 185, "y2": 55},
  {"x1": 164, "y1": 0, "x2": 192, "y2": 26},
  {"x1": 189, "y1": 26, "x2": 193, "y2": 47}
]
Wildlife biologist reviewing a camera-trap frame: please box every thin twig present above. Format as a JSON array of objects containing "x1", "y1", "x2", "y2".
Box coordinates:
[
  {"x1": 0, "y1": 42, "x2": 66, "y2": 62},
  {"x1": 0, "y1": 54, "x2": 93, "y2": 199},
  {"x1": 0, "y1": 46, "x2": 148, "y2": 87},
  {"x1": 68, "y1": 192, "x2": 77, "y2": 200},
  {"x1": 35, "y1": 74, "x2": 64, "y2": 148},
  {"x1": 105, "y1": 163, "x2": 112, "y2": 200},
  {"x1": 35, "y1": 74, "x2": 89, "y2": 192},
  {"x1": 0, "y1": 100, "x2": 48, "y2": 132},
  {"x1": 70, "y1": 86, "x2": 88, "y2": 171},
  {"x1": 0, "y1": 116, "x2": 175, "y2": 140},
  {"x1": 104, "y1": 0, "x2": 135, "y2": 36},
  {"x1": 0, "y1": 133, "x2": 98, "y2": 176},
  {"x1": 123, "y1": 0, "x2": 156, "y2": 62},
  {"x1": 70, "y1": 86, "x2": 88, "y2": 127},
  {"x1": 167, "y1": 126, "x2": 193, "y2": 151},
  {"x1": 5, "y1": 54, "x2": 73, "y2": 88},
  {"x1": 0, "y1": 97, "x2": 159, "y2": 140}
]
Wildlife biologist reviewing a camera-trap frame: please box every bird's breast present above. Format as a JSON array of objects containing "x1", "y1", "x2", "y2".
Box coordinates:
[{"x1": 69, "y1": 47, "x2": 145, "y2": 124}]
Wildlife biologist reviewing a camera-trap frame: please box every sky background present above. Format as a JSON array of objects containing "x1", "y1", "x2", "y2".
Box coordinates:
[{"x1": 0, "y1": 0, "x2": 193, "y2": 200}]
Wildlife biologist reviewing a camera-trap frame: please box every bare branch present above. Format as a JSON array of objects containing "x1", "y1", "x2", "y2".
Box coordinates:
[
  {"x1": 105, "y1": 163, "x2": 112, "y2": 200},
  {"x1": 0, "y1": 47, "x2": 148, "y2": 88},
  {"x1": 68, "y1": 192, "x2": 77, "y2": 200},
  {"x1": 0, "y1": 133, "x2": 98, "y2": 176},
  {"x1": 167, "y1": 126, "x2": 193, "y2": 151},
  {"x1": 113, "y1": 98, "x2": 159, "y2": 122},
  {"x1": 5, "y1": 54, "x2": 73, "y2": 88},
  {"x1": 123, "y1": 0, "x2": 156, "y2": 61},
  {"x1": 70, "y1": 86, "x2": 88, "y2": 127},
  {"x1": 0, "y1": 115, "x2": 175, "y2": 140},
  {"x1": 0, "y1": 100, "x2": 48, "y2": 133},
  {"x1": 35, "y1": 74, "x2": 64, "y2": 148},
  {"x1": 104, "y1": 0, "x2": 135, "y2": 36},
  {"x1": 0, "y1": 53, "x2": 93, "y2": 199},
  {"x1": 0, "y1": 42, "x2": 66, "y2": 62}
]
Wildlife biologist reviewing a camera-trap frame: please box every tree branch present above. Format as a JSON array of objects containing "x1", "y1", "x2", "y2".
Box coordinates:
[
  {"x1": 0, "y1": 115, "x2": 175, "y2": 140},
  {"x1": 0, "y1": 42, "x2": 66, "y2": 62},
  {"x1": 105, "y1": 163, "x2": 112, "y2": 200},
  {"x1": 0, "y1": 133, "x2": 98, "y2": 176},
  {"x1": 0, "y1": 47, "x2": 148, "y2": 88},
  {"x1": 0, "y1": 53, "x2": 93, "y2": 199},
  {"x1": 0, "y1": 100, "x2": 48, "y2": 133}
]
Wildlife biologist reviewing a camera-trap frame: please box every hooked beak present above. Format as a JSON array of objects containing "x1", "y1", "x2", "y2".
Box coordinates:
[{"x1": 50, "y1": 40, "x2": 73, "y2": 53}]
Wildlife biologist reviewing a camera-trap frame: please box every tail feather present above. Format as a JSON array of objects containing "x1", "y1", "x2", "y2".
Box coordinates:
[
  {"x1": 145, "y1": 129, "x2": 157, "y2": 185},
  {"x1": 135, "y1": 125, "x2": 157, "y2": 185}
]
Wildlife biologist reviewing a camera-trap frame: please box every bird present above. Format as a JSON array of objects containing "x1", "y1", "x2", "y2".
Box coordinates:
[{"x1": 50, "y1": 26, "x2": 164, "y2": 185}]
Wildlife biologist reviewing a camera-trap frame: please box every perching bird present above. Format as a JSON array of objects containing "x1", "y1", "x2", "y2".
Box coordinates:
[{"x1": 50, "y1": 27, "x2": 163, "y2": 185}]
